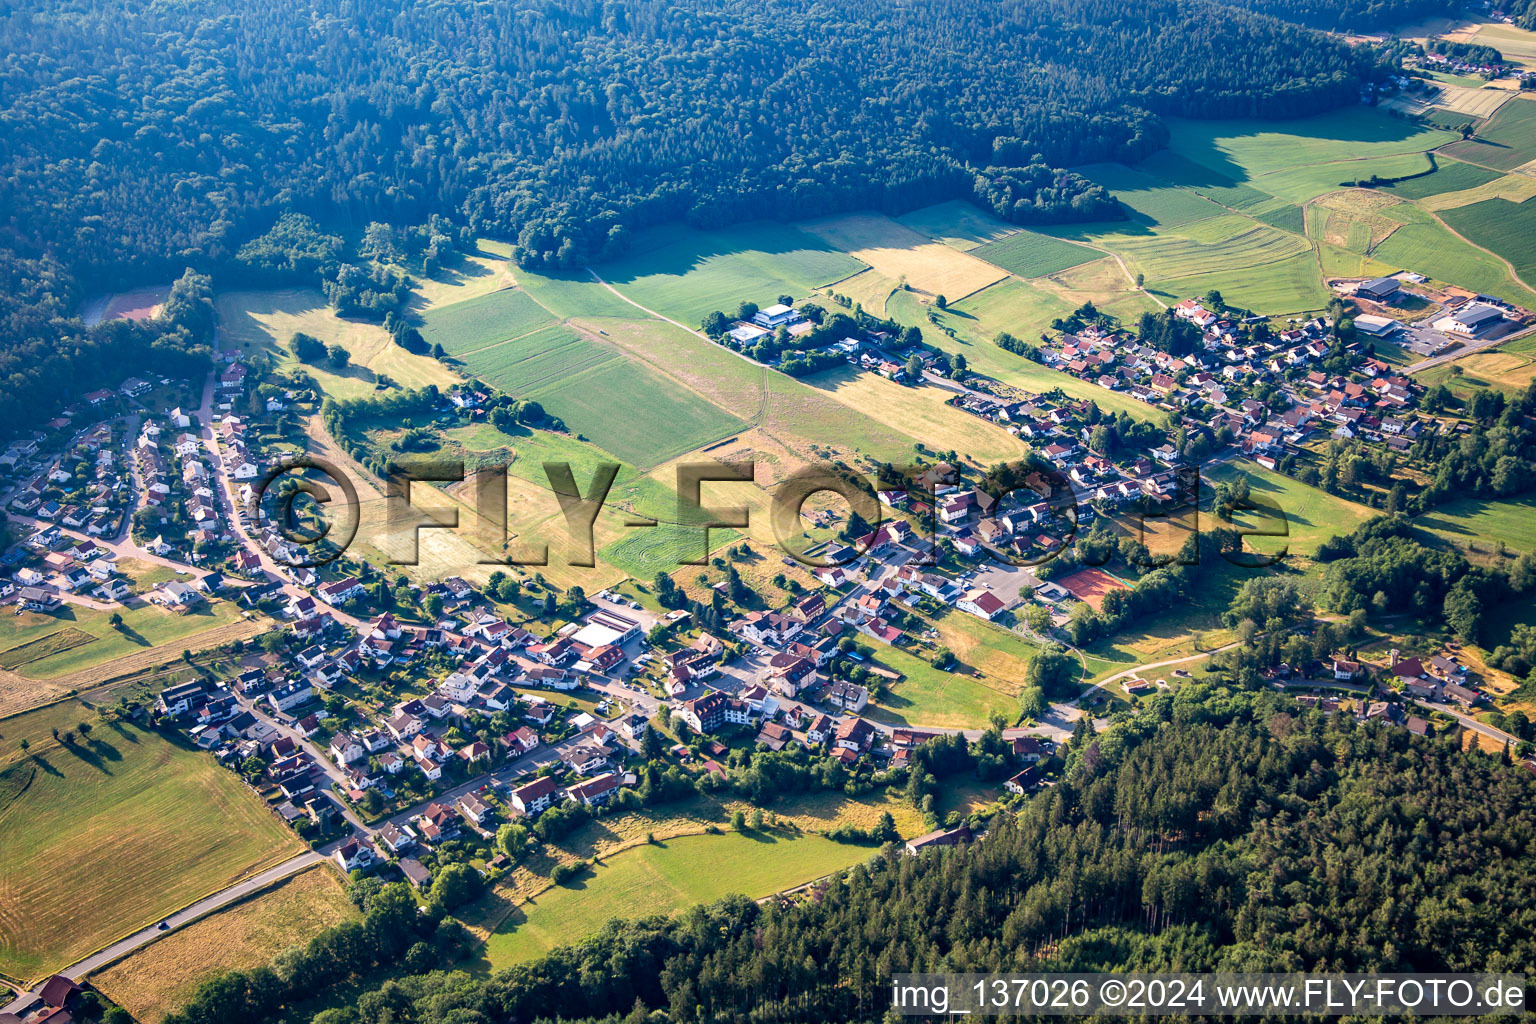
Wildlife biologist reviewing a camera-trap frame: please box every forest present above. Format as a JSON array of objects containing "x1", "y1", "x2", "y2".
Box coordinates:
[
  {"x1": 163, "y1": 684, "x2": 1536, "y2": 1024},
  {"x1": 0, "y1": 0, "x2": 1389, "y2": 435}
]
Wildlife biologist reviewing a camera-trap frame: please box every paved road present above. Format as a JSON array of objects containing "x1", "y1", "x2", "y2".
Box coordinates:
[
  {"x1": 0, "y1": 852, "x2": 326, "y2": 1012},
  {"x1": 1408, "y1": 322, "x2": 1535, "y2": 374}
]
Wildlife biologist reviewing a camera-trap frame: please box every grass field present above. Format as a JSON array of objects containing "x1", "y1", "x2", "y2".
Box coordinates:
[
  {"x1": 1431, "y1": 82, "x2": 1512, "y2": 118},
  {"x1": 456, "y1": 324, "x2": 615, "y2": 393},
  {"x1": 404, "y1": 250, "x2": 516, "y2": 312},
  {"x1": 863, "y1": 636, "x2": 1026, "y2": 729},
  {"x1": 0, "y1": 628, "x2": 95, "y2": 670},
  {"x1": 1470, "y1": 23, "x2": 1536, "y2": 65},
  {"x1": 1162, "y1": 110, "x2": 1456, "y2": 198},
  {"x1": 929, "y1": 278, "x2": 1162, "y2": 421},
  {"x1": 0, "y1": 701, "x2": 302, "y2": 981},
  {"x1": 216, "y1": 290, "x2": 460, "y2": 400},
  {"x1": 1158, "y1": 250, "x2": 1330, "y2": 313},
  {"x1": 418, "y1": 287, "x2": 556, "y2": 355},
  {"x1": 93, "y1": 868, "x2": 357, "y2": 1023},
  {"x1": 444, "y1": 316, "x2": 750, "y2": 470},
  {"x1": 0, "y1": 599, "x2": 249, "y2": 680},
  {"x1": 799, "y1": 212, "x2": 1006, "y2": 301},
  {"x1": 1203, "y1": 460, "x2": 1378, "y2": 557},
  {"x1": 1416, "y1": 168, "x2": 1536, "y2": 211},
  {"x1": 1074, "y1": 163, "x2": 1225, "y2": 226},
  {"x1": 895, "y1": 201, "x2": 1023, "y2": 250},
  {"x1": 802, "y1": 365, "x2": 1024, "y2": 465},
  {"x1": 970, "y1": 231, "x2": 1101, "y2": 279},
  {"x1": 1371, "y1": 202, "x2": 1536, "y2": 307},
  {"x1": 593, "y1": 221, "x2": 867, "y2": 328},
  {"x1": 527, "y1": 354, "x2": 748, "y2": 469},
  {"x1": 1441, "y1": 196, "x2": 1536, "y2": 288},
  {"x1": 1414, "y1": 495, "x2": 1536, "y2": 553},
  {"x1": 481, "y1": 831, "x2": 873, "y2": 966},
  {"x1": 1442, "y1": 97, "x2": 1536, "y2": 170}
]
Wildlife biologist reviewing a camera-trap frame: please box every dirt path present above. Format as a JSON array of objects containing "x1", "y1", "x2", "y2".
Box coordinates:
[{"x1": 582, "y1": 266, "x2": 773, "y2": 431}]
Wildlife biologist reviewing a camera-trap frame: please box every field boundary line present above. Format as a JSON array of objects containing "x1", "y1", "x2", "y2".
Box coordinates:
[
  {"x1": 581, "y1": 269, "x2": 772, "y2": 429},
  {"x1": 81, "y1": 861, "x2": 330, "y2": 980},
  {"x1": 447, "y1": 322, "x2": 567, "y2": 359},
  {"x1": 21, "y1": 847, "x2": 315, "y2": 987},
  {"x1": 821, "y1": 264, "x2": 875, "y2": 289}
]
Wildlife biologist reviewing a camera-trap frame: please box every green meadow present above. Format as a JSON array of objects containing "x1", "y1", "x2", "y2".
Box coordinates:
[
  {"x1": 0, "y1": 599, "x2": 250, "y2": 680},
  {"x1": 1442, "y1": 97, "x2": 1536, "y2": 171},
  {"x1": 971, "y1": 231, "x2": 1102, "y2": 278},
  {"x1": 526, "y1": 356, "x2": 747, "y2": 469},
  {"x1": 418, "y1": 287, "x2": 556, "y2": 355},
  {"x1": 592, "y1": 221, "x2": 867, "y2": 327},
  {"x1": 0, "y1": 702, "x2": 301, "y2": 981},
  {"x1": 482, "y1": 831, "x2": 872, "y2": 967},
  {"x1": 1384, "y1": 159, "x2": 1503, "y2": 200},
  {"x1": 1413, "y1": 495, "x2": 1536, "y2": 554},
  {"x1": 1441, "y1": 196, "x2": 1536, "y2": 289},
  {"x1": 1203, "y1": 461, "x2": 1378, "y2": 557}
]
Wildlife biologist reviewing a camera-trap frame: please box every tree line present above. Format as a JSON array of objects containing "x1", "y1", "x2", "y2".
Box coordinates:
[
  {"x1": 0, "y1": 0, "x2": 1386, "y2": 439},
  {"x1": 255, "y1": 683, "x2": 1536, "y2": 1024}
]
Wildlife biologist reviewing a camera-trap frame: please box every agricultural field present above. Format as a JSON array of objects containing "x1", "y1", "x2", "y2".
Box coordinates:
[
  {"x1": 0, "y1": 700, "x2": 302, "y2": 982},
  {"x1": 1203, "y1": 460, "x2": 1378, "y2": 558},
  {"x1": 1309, "y1": 189, "x2": 1412, "y2": 253},
  {"x1": 591, "y1": 221, "x2": 867, "y2": 328},
  {"x1": 442, "y1": 315, "x2": 749, "y2": 470},
  {"x1": 216, "y1": 290, "x2": 460, "y2": 399},
  {"x1": 1436, "y1": 332, "x2": 1536, "y2": 389},
  {"x1": 481, "y1": 831, "x2": 874, "y2": 967},
  {"x1": 0, "y1": 598, "x2": 251, "y2": 681},
  {"x1": 526, "y1": 354, "x2": 748, "y2": 469},
  {"x1": 799, "y1": 212, "x2": 1007, "y2": 301},
  {"x1": 1070, "y1": 163, "x2": 1225, "y2": 226},
  {"x1": 1371, "y1": 203, "x2": 1536, "y2": 307},
  {"x1": 572, "y1": 317, "x2": 767, "y2": 417},
  {"x1": 1441, "y1": 196, "x2": 1536, "y2": 287},
  {"x1": 1413, "y1": 495, "x2": 1536, "y2": 554},
  {"x1": 93, "y1": 869, "x2": 358, "y2": 1024},
  {"x1": 405, "y1": 249, "x2": 517, "y2": 312},
  {"x1": 1429, "y1": 82, "x2": 1512, "y2": 119},
  {"x1": 801, "y1": 365, "x2": 1024, "y2": 465},
  {"x1": 970, "y1": 231, "x2": 1101, "y2": 279},
  {"x1": 1441, "y1": 97, "x2": 1536, "y2": 170},
  {"x1": 1111, "y1": 215, "x2": 1321, "y2": 309},
  {"x1": 1414, "y1": 167, "x2": 1536, "y2": 210},
  {"x1": 418, "y1": 286, "x2": 557, "y2": 355},
  {"x1": 1162, "y1": 110, "x2": 1457, "y2": 197},
  {"x1": 455, "y1": 324, "x2": 614, "y2": 394},
  {"x1": 895, "y1": 201, "x2": 1023, "y2": 250},
  {"x1": 1468, "y1": 23, "x2": 1536, "y2": 66},
  {"x1": 510, "y1": 266, "x2": 654, "y2": 320}
]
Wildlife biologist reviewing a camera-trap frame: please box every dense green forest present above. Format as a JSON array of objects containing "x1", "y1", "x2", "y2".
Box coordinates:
[
  {"x1": 1216, "y1": 0, "x2": 1455, "y2": 30},
  {"x1": 161, "y1": 685, "x2": 1536, "y2": 1024},
  {"x1": 0, "y1": 0, "x2": 1384, "y2": 434}
]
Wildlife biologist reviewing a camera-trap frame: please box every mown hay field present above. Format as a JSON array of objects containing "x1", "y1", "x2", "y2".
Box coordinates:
[
  {"x1": 799, "y1": 212, "x2": 1008, "y2": 300},
  {"x1": 0, "y1": 702, "x2": 302, "y2": 982},
  {"x1": 92, "y1": 869, "x2": 357, "y2": 1024}
]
